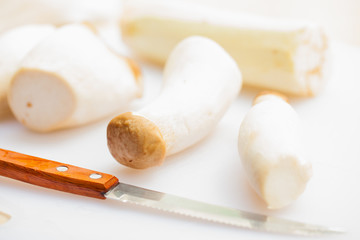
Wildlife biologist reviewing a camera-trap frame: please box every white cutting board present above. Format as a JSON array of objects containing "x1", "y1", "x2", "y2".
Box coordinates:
[{"x1": 0, "y1": 42, "x2": 359, "y2": 240}]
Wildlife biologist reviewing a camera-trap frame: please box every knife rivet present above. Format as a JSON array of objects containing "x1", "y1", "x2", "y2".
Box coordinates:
[
  {"x1": 89, "y1": 173, "x2": 102, "y2": 179},
  {"x1": 56, "y1": 166, "x2": 68, "y2": 172}
]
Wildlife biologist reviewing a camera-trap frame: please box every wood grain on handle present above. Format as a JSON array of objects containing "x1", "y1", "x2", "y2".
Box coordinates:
[{"x1": 0, "y1": 149, "x2": 119, "y2": 199}]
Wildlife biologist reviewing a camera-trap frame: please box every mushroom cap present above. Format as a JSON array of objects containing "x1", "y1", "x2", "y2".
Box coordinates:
[{"x1": 107, "y1": 112, "x2": 166, "y2": 169}]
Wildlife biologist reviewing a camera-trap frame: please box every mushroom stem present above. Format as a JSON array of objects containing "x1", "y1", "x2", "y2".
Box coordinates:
[
  {"x1": 108, "y1": 36, "x2": 242, "y2": 169},
  {"x1": 0, "y1": 211, "x2": 11, "y2": 224},
  {"x1": 8, "y1": 24, "x2": 142, "y2": 131},
  {"x1": 238, "y1": 92, "x2": 312, "y2": 209},
  {"x1": 121, "y1": 0, "x2": 329, "y2": 96},
  {"x1": 0, "y1": 24, "x2": 55, "y2": 118}
]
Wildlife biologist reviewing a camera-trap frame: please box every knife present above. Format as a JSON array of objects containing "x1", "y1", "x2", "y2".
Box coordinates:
[{"x1": 0, "y1": 148, "x2": 343, "y2": 235}]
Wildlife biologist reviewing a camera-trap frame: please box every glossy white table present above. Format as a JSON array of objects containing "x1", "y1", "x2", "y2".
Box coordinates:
[{"x1": 0, "y1": 42, "x2": 359, "y2": 240}]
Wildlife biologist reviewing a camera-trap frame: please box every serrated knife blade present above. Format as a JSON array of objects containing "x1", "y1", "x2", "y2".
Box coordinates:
[
  {"x1": 0, "y1": 148, "x2": 344, "y2": 236},
  {"x1": 105, "y1": 183, "x2": 343, "y2": 236}
]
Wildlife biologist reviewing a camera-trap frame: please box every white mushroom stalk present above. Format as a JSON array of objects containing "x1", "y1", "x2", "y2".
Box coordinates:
[
  {"x1": 8, "y1": 24, "x2": 142, "y2": 132},
  {"x1": 121, "y1": 0, "x2": 329, "y2": 97},
  {"x1": 107, "y1": 36, "x2": 242, "y2": 169},
  {"x1": 0, "y1": 24, "x2": 55, "y2": 118},
  {"x1": 0, "y1": 211, "x2": 11, "y2": 225},
  {"x1": 0, "y1": 0, "x2": 121, "y2": 33},
  {"x1": 0, "y1": 0, "x2": 124, "y2": 55},
  {"x1": 238, "y1": 92, "x2": 312, "y2": 209}
]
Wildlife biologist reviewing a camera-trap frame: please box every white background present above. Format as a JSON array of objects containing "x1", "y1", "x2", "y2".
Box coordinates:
[
  {"x1": 1, "y1": 42, "x2": 360, "y2": 239},
  {"x1": 1, "y1": 1, "x2": 360, "y2": 239}
]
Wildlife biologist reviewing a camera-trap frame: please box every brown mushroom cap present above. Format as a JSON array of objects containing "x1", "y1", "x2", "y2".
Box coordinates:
[{"x1": 107, "y1": 112, "x2": 167, "y2": 169}]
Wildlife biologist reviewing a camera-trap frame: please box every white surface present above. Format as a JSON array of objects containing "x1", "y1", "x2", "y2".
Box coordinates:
[{"x1": 0, "y1": 42, "x2": 360, "y2": 240}]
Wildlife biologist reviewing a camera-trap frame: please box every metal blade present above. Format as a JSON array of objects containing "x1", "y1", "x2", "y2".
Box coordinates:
[{"x1": 105, "y1": 183, "x2": 344, "y2": 236}]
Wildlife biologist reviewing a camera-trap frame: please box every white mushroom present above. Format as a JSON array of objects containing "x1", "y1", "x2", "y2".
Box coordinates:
[
  {"x1": 107, "y1": 36, "x2": 242, "y2": 169},
  {"x1": 0, "y1": 0, "x2": 121, "y2": 33},
  {"x1": 8, "y1": 24, "x2": 142, "y2": 132},
  {"x1": 0, "y1": 0, "x2": 124, "y2": 55},
  {"x1": 0, "y1": 24, "x2": 55, "y2": 118},
  {"x1": 121, "y1": 0, "x2": 329, "y2": 97},
  {"x1": 238, "y1": 92, "x2": 312, "y2": 209},
  {"x1": 0, "y1": 211, "x2": 11, "y2": 224}
]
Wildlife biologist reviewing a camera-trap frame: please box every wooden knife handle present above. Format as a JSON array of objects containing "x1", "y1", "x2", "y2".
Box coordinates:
[{"x1": 0, "y1": 148, "x2": 119, "y2": 199}]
